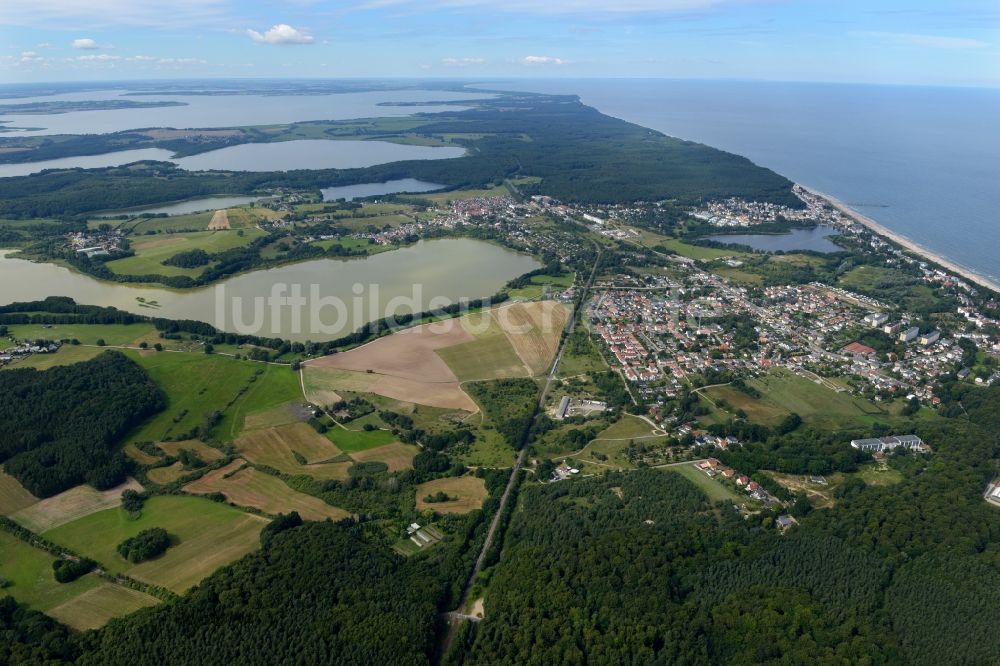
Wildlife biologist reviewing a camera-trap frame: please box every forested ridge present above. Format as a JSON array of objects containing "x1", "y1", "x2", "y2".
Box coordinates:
[{"x1": 0, "y1": 351, "x2": 164, "y2": 497}]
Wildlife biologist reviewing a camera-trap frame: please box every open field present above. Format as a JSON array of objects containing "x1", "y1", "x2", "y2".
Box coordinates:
[
  {"x1": 495, "y1": 301, "x2": 568, "y2": 376},
  {"x1": 6, "y1": 345, "x2": 105, "y2": 370},
  {"x1": 207, "y1": 209, "x2": 230, "y2": 230},
  {"x1": 10, "y1": 478, "x2": 143, "y2": 533},
  {"x1": 235, "y1": 423, "x2": 350, "y2": 480},
  {"x1": 106, "y1": 229, "x2": 264, "y2": 277},
  {"x1": 0, "y1": 468, "x2": 38, "y2": 515},
  {"x1": 856, "y1": 461, "x2": 904, "y2": 486},
  {"x1": 506, "y1": 272, "x2": 575, "y2": 300},
  {"x1": 124, "y1": 443, "x2": 161, "y2": 465},
  {"x1": 658, "y1": 238, "x2": 747, "y2": 261},
  {"x1": 0, "y1": 531, "x2": 156, "y2": 630},
  {"x1": 594, "y1": 415, "x2": 659, "y2": 440},
  {"x1": 457, "y1": 430, "x2": 516, "y2": 468},
  {"x1": 147, "y1": 462, "x2": 188, "y2": 485},
  {"x1": 415, "y1": 476, "x2": 488, "y2": 514},
  {"x1": 42, "y1": 495, "x2": 267, "y2": 594},
  {"x1": 436, "y1": 312, "x2": 528, "y2": 381},
  {"x1": 666, "y1": 462, "x2": 743, "y2": 504},
  {"x1": 185, "y1": 460, "x2": 350, "y2": 522},
  {"x1": 704, "y1": 369, "x2": 889, "y2": 429},
  {"x1": 7, "y1": 322, "x2": 155, "y2": 346},
  {"x1": 157, "y1": 439, "x2": 226, "y2": 463},
  {"x1": 304, "y1": 365, "x2": 476, "y2": 412},
  {"x1": 325, "y1": 425, "x2": 397, "y2": 453},
  {"x1": 126, "y1": 352, "x2": 301, "y2": 444},
  {"x1": 350, "y1": 442, "x2": 418, "y2": 472},
  {"x1": 45, "y1": 582, "x2": 160, "y2": 631},
  {"x1": 242, "y1": 400, "x2": 312, "y2": 431}
]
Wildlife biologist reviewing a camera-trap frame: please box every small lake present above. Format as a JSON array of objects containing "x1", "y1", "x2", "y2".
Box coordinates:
[
  {"x1": 0, "y1": 239, "x2": 539, "y2": 342},
  {"x1": 321, "y1": 179, "x2": 444, "y2": 201},
  {"x1": 701, "y1": 226, "x2": 842, "y2": 253},
  {"x1": 171, "y1": 140, "x2": 464, "y2": 172},
  {"x1": 96, "y1": 196, "x2": 265, "y2": 218},
  {"x1": 0, "y1": 140, "x2": 463, "y2": 178}
]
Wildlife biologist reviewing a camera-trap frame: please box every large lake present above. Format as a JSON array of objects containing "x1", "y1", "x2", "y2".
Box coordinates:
[
  {"x1": 0, "y1": 140, "x2": 465, "y2": 178},
  {"x1": 0, "y1": 239, "x2": 538, "y2": 342},
  {"x1": 701, "y1": 226, "x2": 842, "y2": 253},
  {"x1": 0, "y1": 89, "x2": 493, "y2": 136}
]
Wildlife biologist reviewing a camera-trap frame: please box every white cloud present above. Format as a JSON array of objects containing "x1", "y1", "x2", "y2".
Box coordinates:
[
  {"x1": 522, "y1": 55, "x2": 568, "y2": 65},
  {"x1": 853, "y1": 31, "x2": 989, "y2": 50},
  {"x1": 20, "y1": 51, "x2": 43, "y2": 62},
  {"x1": 71, "y1": 38, "x2": 99, "y2": 49},
  {"x1": 77, "y1": 53, "x2": 121, "y2": 61},
  {"x1": 246, "y1": 24, "x2": 314, "y2": 45},
  {"x1": 441, "y1": 57, "x2": 485, "y2": 67}
]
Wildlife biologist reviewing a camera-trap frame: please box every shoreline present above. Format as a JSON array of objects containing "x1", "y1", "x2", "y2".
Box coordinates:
[{"x1": 799, "y1": 185, "x2": 1000, "y2": 294}]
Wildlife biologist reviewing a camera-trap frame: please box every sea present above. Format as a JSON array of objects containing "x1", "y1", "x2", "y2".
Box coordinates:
[{"x1": 494, "y1": 79, "x2": 1000, "y2": 284}]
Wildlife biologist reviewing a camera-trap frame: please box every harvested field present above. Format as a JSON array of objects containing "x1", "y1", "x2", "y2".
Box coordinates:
[
  {"x1": 415, "y1": 476, "x2": 488, "y2": 514},
  {"x1": 10, "y1": 478, "x2": 143, "y2": 533},
  {"x1": 207, "y1": 209, "x2": 230, "y2": 230},
  {"x1": 46, "y1": 584, "x2": 159, "y2": 632},
  {"x1": 0, "y1": 467, "x2": 38, "y2": 516},
  {"x1": 157, "y1": 439, "x2": 226, "y2": 463},
  {"x1": 309, "y1": 317, "x2": 473, "y2": 382},
  {"x1": 350, "y1": 442, "x2": 419, "y2": 472},
  {"x1": 235, "y1": 423, "x2": 350, "y2": 480},
  {"x1": 147, "y1": 462, "x2": 188, "y2": 485},
  {"x1": 42, "y1": 496, "x2": 266, "y2": 594},
  {"x1": 496, "y1": 301, "x2": 568, "y2": 375},
  {"x1": 305, "y1": 366, "x2": 476, "y2": 412},
  {"x1": 185, "y1": 460, "x2": 350, "y2": 521}
]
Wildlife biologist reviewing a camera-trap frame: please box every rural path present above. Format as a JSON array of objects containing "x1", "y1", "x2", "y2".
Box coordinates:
[{"x1": 438, "y1": 241, "x2": 603, "y2": 661}]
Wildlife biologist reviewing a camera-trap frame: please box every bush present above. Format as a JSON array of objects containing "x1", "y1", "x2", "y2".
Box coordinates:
[
  {"x1": 52, "y1": 558, "x2": 96, "y2": 583},
  {"x1": 117, "y1": 527, "x2": 170, "y2": 563}
]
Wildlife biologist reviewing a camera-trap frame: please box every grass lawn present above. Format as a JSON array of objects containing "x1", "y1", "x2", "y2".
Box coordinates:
[
  {"x1": 43, "y1": 495, "x2": 267, "y2": 594},
  {"x1": 4, "y1": 345, "x2": 104, "y2": 370},
  {"x1": 594, "y1": 415, "x2": 658, "y2": 440},
  {"x1": 215, "y1": 363, "x2": 303, "y2": 440},
  {"x1": 658, "y1": 238, "x2": 747, "y2": 261},
  {"x1": 0, "y1": 530, "x2": 102, "y2": 612},
  {"x1": 855, "y1": 462, "x2": 904, "y2": 486},
  {"x1": 7, "y1": 322, "x2": 155, "y2": 346},
  {"x1": 506, "y1": 272, "x2": 575, "y2": 300},
  {"x1": 666, "y1": 462, "x2": 742, "y2": 504},
  {"x1": 325, "y1": 425, "x2": 396, "y2": 453}
]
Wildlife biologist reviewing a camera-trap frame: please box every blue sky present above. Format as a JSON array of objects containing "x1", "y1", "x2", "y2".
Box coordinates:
[{"x1": 1, "y1": 0, "x2": 997, "y2": 86}]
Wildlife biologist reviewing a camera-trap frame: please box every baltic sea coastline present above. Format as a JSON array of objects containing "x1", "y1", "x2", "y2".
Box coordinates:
[{"x1": 800, "y1": 185, "x2": 1000, "y2": 294}]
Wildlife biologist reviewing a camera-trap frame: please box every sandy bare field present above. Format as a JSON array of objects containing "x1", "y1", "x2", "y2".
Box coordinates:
[
  {"x1": 496, "y1": 301, "x2": 569, "y2": 375},
  {"x1": 207, "y1": 209, "x2": 230, "y2": 230},
  {"x1": 10, "y1": 478, "x2": 144, "y2": 533}
]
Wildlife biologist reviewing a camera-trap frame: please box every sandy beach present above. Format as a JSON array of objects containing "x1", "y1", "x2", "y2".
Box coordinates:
[{"x1": 799, "y1": 185, "x2": 1000, "y2": 294}]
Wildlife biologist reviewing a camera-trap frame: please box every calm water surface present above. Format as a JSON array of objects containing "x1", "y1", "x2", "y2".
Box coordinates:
[
  {"x1": 97, "y1": 196, "x2": 265, "y2": 218},
  {"x1": 321, "y1": 179, "x2": 444, "y2": 201},
  {"x1": 0, "y1": 239, "x2": 538, "y2": 342},
  {"x1": 702, "y1": 226, "x2": 841, "y2": 253}
]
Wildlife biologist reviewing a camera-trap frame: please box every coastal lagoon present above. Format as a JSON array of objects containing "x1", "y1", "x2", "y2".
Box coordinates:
[
  {"x1": 0, "y1": 239, "x2": 538, "y2": 342},
  {"x1": 0, "y1": 89, "x2": 493, "y2": 136},
  {"x1": 0, "y1": 140, "x2": 463, "y2": 178},
  {"x1": 702, "y1": 226, "x2": 842, "y2": 253},
  {"x1": 321, "y1": 179, "x2": 444, "y2": 201}
]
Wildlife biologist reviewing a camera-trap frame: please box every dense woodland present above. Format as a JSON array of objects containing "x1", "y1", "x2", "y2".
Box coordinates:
[{"x1": 0, "y1": 351, "x2": 164, "y2": 497}]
